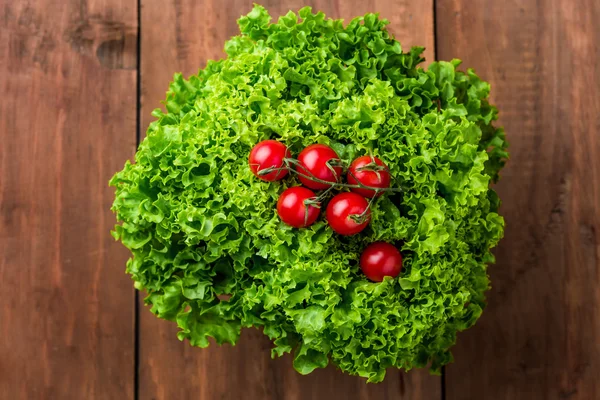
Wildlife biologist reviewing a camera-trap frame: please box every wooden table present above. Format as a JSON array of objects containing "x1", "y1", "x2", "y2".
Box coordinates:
[{"x1": 1, "y1": 1, "x2": 598, "y2": 399}]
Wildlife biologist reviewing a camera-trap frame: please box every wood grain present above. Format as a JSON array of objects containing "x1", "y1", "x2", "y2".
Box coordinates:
[
  {"x1": 2, "y1": 0, "x2": 598, "y2": 398},
  {"x1": 138, "y1": 1, "x2": 438, "y2": 399},
  {"x1": 436, "y1": 0, "x2": 600, "y2": 399},
  {"x1": 0, "y1": 0, "x2": 137, "y2": 399}
]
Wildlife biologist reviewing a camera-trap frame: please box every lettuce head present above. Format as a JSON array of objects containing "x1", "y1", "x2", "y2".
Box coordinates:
[{"x1": 110, "y1": 5, "x2": 508, "y2": 382}]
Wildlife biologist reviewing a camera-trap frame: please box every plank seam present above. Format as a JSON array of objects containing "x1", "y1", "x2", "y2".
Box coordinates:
[
  {"x1": 441, "y1": 366, "x2": 446, "y2": 400},
  {"x1": 433, "y1": 0, "x2": 439, "y2": 61},
  {"x1": 134, "y1": 0, "x2": 142, "y2": 399}
]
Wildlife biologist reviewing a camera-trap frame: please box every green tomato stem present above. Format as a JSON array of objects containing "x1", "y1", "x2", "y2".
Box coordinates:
[{"x1": 272, "y1": 158, "x2": 404, "y2": 193}]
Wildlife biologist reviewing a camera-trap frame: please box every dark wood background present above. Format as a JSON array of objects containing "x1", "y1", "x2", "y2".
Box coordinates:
[{"x1": 1, "y1": 0, "x2": 598, "y2": 399}]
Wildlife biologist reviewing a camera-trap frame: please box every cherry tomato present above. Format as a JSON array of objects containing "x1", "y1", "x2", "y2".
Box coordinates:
[
  {"x1": 295, "y1": 144, "x2": 343, "y2": 190},
  {"x1": 277, "y1": 187, "x2": 320, "y2": 228},
  {"x1": 360, "y1": 242, "x2": 403, "y2": 282},
  {"x1": 347, "y1": 155, "x2": 391, "y2": 198},
  {"x1": 326, "y1": 192, "x2": 371, "y2": 235},
  {"x1": 249, "y1": 140, "x2": 290, "y2": 181}
]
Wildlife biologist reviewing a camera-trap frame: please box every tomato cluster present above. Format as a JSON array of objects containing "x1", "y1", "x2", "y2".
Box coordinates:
[{"x1": 249, "y1": 140, "x2": 403, "y2": 282}]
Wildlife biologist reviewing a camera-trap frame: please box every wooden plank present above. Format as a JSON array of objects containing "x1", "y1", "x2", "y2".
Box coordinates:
[
  {"x1": 0, "y1": 1, "x2": 137, "y2": 399},
  {"x1": 138, "y1": 1, "x2": 438, "y2": 399},
  {"x1": 436, "y1": 0, "x2": 600, "y2": 399}
]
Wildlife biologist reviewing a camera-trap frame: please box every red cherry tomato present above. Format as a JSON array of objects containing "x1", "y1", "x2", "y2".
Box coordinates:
[
  {"x1": 360, "y1": 242, "x2": 403, "y2": 282},
  {"x1": 347, "y1": 155, "x2": 391, "y2": 198},
  {"x1": 277, "y1": 187, "x2": 320, "y2": 228},
  {"x1": 249, "y1": 140, "x2": 290, "y2": 181},
  {"x1": 295, "y1": 144, "x2": 343, "y2": 190},
  {"x1": 326, "y1": 192, "x2": 371, "y2": 235}
]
